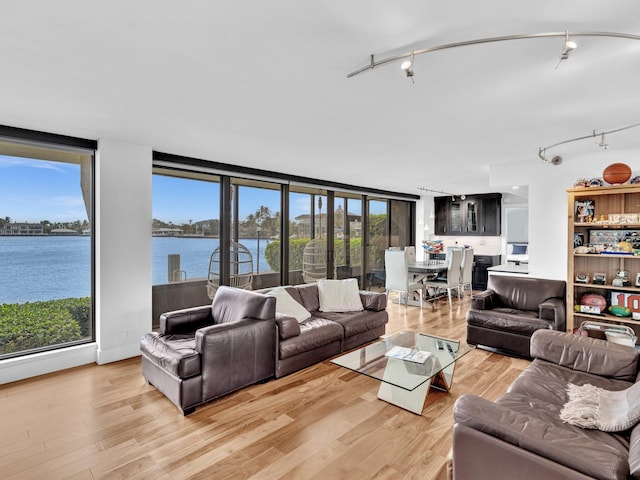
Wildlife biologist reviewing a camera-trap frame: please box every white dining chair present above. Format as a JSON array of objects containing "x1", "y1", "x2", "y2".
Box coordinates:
[
  {"x1": 425, "y1": 248, "x2": 463, "y2": 308},
  {"x1": 459, "y1": 248, "x2": 474, "y2": 296},
  {"x1": 404, "y1": 245, "x2": 416, "y2": 264},
  {"x1": 384, "y1": 249, "x2": 426, "y2": 307}
]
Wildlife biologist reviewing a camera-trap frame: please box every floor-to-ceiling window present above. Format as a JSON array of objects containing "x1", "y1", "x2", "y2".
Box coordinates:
[
  {"x1": 366, "y1": 198, "x2": 388, "y2": 288},
  {"x1": 0, "y1": 134, "x2": 95, "y2": 359},
  {"x1": 231, "y1": 178, "x2": 281, "y2": 289},
  {"x1": 152, "y1": 152, "x2": 417, "y2": 309},
  {"x1": 151, "y1": 169, "x2": 221, "y2": 324},
  {"x1": 334, "y1": 194, "x2": 362, "y2": 280},
  {"x1": 288, "y1": 187, "x2": 327, "y2": 285}
]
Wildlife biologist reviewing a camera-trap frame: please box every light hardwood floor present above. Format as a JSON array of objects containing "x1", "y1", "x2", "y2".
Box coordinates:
[{"x1": 0, "y1": 294, "x2": 530, "y2": 480}]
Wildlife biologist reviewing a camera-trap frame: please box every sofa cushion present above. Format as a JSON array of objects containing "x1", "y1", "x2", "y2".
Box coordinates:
[
  {"x1": 315, "y1": 309, "x2": 388, "y2": 338},
  {"x1": 140, "y1": 332, "x2": 201, "y2": 379},
  {"x1": 267, "y1": 286, "x2": 311, "y2": 323},
  {"x1": 295, "y1": 283, "x2": 321, "y2": 312},
  {"x1": 278, "y1": 317, "x2": 343, "y2": 360},
  {"x1": 467, "y1": 308, "x2": 551, "y2": 336},
  {"x1": 211, "y1": 286, "x2": 276, "y2": 324},
  {"x1": 317, "y1": 278, "x2": 364, "y2": 312},
  {"x1": 498, "y1": 359, "x2": 632, "y2": 464}
]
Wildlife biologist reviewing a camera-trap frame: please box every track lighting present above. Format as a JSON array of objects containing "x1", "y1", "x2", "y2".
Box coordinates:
[
  {"x1": 555, "y1": 31, "x2": 578, "y2": 69},
  {"x1": 538, "y1": 122, "x2": 640, "y2": 164},
  {"x1": 347, "y1": 31, "x2": 640, "y2": 79},
  {"x1": 561, "y1": 31, "x2": 578, "y2": 60},
  {"x1": 401, "y1": 53, "x2": 415, "y2": 83},
  {"x1": 597, "y1": 132, "x2": 609, "y2": 150}
]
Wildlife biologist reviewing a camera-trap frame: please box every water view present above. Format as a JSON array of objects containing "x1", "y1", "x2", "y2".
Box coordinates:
[{"x1": 0, "y1": 236, "x2": 273, "y2": 304}]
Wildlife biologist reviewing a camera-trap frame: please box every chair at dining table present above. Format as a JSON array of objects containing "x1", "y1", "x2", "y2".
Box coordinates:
[
  {"x1": 424, "y1": 247, "x2": 463, "y2": 308},
  {"x1": 459, "y1": 247, "x2": 474, "y2": 296},
  {"x1": 385, "y1": 249, "x2": 426, "y2": 307}
]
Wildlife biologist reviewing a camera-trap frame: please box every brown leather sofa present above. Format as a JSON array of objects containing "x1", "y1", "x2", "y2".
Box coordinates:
[
  {"x1": 140, "y1": 286, "x2": 276, "y2": 415},
  {"x1": 141, "y1": 284, "x2": 388, "y2": 413},
  {"x1": 466, "y1": 275, "x2": 566, "y2": 357},
  {"x1": 452, "y1": 330, "x2": 640, "y2": 480},
  {"x1": 260, "y1": 283, "x2": 388, "y2": 378}
]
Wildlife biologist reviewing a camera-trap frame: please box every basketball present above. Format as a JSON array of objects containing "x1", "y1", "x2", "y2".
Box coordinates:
[
  {"x1": 603, "y1": 163, "x2": 632, "y2": 185},
  {"x1": 580, "y1": 293, "x2": 607, "y2": 310}
]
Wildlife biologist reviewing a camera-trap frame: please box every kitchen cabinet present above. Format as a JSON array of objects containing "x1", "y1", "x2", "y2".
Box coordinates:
[{"x1": 434, "y1": 193, "x2": 501, "y2": 236}]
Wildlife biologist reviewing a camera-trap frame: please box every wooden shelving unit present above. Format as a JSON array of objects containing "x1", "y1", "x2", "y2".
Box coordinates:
[{"x1": 567, "y1": 184, "x2": 640, "y2": 335}]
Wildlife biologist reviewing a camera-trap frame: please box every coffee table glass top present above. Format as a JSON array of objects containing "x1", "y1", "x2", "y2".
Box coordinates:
[{"x1": 330, "y1": 331, "x2": 473, "y2": 391}]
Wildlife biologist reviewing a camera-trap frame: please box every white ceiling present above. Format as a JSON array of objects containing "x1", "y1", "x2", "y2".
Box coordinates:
[{"x1": 2, "y1": 1, "x2": 640, "y2": 201}]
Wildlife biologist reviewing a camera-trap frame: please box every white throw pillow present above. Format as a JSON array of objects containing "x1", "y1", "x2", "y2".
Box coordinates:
[
  {"x1": 317, "y1": 278, "x2": 364, "y2": 312},
  {"x1": 267, "y1": 287, "x2": 311, "y2": 323}
]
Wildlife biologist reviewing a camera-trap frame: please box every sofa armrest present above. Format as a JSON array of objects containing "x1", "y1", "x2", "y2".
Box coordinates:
[
  {"x1": 195, "y1": 317, "x2": 275, "y2": 400},
  {"x1": 359, "y1": 291, "x2": 387, "y2": 311},
  {"x1": 160, "y1": 305, "x2": 213, "y2": 335},
  {"x1": 538, "y1": 298, "x2": 566, "y2": 331},
  {"x1": 453, "y1": 395, "x2": 629, "y2": 480},
  {"x1": 470, "y1": 290, "x2": 495, "y2": 310},
  {"x1": 530, "y1": 329, "x2": 640, "y2": 381},
  {"x1": 275, "y1": 313, "x2": 301, "y2": 340}
]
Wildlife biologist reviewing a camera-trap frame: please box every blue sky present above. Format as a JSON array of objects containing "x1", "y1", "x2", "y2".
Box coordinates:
[
  {"x1": 0, "y1": 155, "x2": 87, "y2": 223},
  {"x1": 0, "y1": 155, "x2": 384, "y2": 224}
]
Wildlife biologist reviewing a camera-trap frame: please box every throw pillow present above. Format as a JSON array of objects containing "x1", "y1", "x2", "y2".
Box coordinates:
[
  {"x1": 317, "y1": 278, "x2": 364, "y2": 312},
  {"x1": 512, "y1": 244, "x2": 528, "y2": 255},
  {"x1": 267, "y1": 287, "x2": 311, "y2": 323}
]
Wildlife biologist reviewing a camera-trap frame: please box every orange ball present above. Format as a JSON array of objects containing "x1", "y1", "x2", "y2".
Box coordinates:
[{"x1": 603, "y1": 163, "x2": 632, "y2": 185}]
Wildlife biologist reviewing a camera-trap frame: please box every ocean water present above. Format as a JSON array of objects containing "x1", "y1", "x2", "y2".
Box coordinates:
[
  {"x1": 0, "y1": 236, "x2": 91, "y2": 304},
  {"x1": 151, "y1": 237, "x2": 274, "y2": 284},
  {"x1": 0, "y1": 236, "x2": 274, "y2": 304}
]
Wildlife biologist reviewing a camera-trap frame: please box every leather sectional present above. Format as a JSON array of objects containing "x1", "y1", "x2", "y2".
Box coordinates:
[
  {"x1": 140, "y1": 284, "x2": 388, "y2": 414},
  {"x1": 452, "y1": 329, "x2": 640, "y2": 480}
]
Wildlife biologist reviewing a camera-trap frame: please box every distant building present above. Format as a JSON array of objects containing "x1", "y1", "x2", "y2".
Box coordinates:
[
  {"x1": 0, "y1": 222, "x2": 44, "y2": 236},
  {"x1": 50, "y1": 228, "x2": 79, "y2": 236},
  {"x1": 152, "y1": 227, "x2": 184, "y2": 237}
]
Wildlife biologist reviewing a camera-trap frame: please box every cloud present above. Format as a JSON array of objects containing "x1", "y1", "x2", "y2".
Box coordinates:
[{"x1": 0, "y1": 156, "x2": 64, "y2": 172}]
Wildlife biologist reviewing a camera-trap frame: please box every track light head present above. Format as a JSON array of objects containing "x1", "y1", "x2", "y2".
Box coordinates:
[
  {"x1": 560, "y1": 31, "x2": 578, "y2": 60},
  {"x1": 550, "y1": 155, "x2": 563, "y2": 166},
  {"x1": 401, "y1": 53, "x2": 415, "y2": 83},
  {"x1": 460, "y1": 194, "x2": 466, "y2": 200}
]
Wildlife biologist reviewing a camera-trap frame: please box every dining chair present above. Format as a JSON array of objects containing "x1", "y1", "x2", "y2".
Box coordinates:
[
  {"x1": 404, "y1": 245, "x2": 416, "y2": 264},
  {"x1": 384, "y1": 249, "x2": 426, "y2": 307},
  {"x1": 459, "y1": 248, "x2": 474, "y2": 296},
  {"x1": 425, "y1": 247, "x2": 463, "y2": 307}
]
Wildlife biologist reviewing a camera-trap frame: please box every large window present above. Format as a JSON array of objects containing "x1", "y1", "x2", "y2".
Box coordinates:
[
  {"x1": 152, "y1": 170, "x2": 220, "y2": 285},
  {"x1": 231, "y1": 178, "x2": 281, "y2": 289},
  {"x1": 152, "y1": 153, "x2": 417, "y2": 314},
  {"x1": 0, "y1": 138, "x2": 94, "y2": 359}
]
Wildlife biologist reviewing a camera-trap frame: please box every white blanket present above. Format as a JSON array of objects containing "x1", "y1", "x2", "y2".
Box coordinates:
[{"x1": 560, "y1": 381, "x2": 640, "y2": 432}]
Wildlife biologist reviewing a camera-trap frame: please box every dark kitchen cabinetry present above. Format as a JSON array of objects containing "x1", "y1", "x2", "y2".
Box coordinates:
[
  {"x1": 472, "y1": 254, "x2": 501, "y2": 291},
  {"x1": 434, "y1": 193, "x2": 502, "y2": 236}
]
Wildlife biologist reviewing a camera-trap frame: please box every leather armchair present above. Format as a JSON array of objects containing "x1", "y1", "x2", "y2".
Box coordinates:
[
  {"x1": 466, "y1": 275, "x2": 566, "y2": 357},
  {"x1": 140, "y1": 286, "x2": 276, "y2": 414}
]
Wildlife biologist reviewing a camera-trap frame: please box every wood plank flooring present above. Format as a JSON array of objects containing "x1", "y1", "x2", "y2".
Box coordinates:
[{"x1": 0, "y1": 294, "x2": 530, "y2": 480}]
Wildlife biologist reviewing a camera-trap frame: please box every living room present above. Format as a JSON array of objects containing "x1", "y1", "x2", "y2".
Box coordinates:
[{"x1": 1, "y1": 2, "x2": 640, "y2": 479}]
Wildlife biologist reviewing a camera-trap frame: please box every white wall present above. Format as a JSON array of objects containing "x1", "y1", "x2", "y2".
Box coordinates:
[
  {"x1": 0, "y1": 139, "x2": 153, "y2": 384},
  {"x1": 95, "y1": 139, "x2": 153, "y2": 364}
]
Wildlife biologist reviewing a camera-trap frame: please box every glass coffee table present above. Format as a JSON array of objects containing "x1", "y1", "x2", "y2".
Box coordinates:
[{"x1": 331, "y1": 331, "x2": 473, "y2": 414}]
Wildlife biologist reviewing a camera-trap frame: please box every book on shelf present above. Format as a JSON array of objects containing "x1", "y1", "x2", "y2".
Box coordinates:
[{"x1": 385, "y1": 345, "x2": 431, "y2": 364}]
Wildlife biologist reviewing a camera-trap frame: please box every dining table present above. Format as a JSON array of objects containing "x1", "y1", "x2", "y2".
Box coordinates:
[{"x1": 405, "y1": 260, "x2": 449, "y2": 306}]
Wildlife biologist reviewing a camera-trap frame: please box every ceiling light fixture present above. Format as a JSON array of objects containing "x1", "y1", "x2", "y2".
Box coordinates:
[
  {"x1": 347, "y1": 31, "x2": 640, "y2": 79},
  {"x1": 597, "y1": 132, "x2": 609, "y2": 150},
  {"x1": 400, "y1": 52, "x2": 415, "y2": 83},
  {"x1": 555, "y1": 31, "x2": 578, "y2": 69},
  {"x1": 538, "y1": 122, "x2": 640, "y2": 164},
  {"x1": 418, "y1": 187, "x2": 465, "y2": 201}
]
